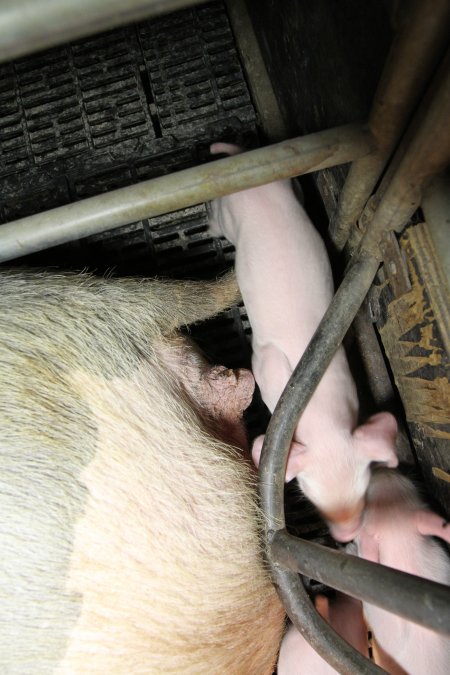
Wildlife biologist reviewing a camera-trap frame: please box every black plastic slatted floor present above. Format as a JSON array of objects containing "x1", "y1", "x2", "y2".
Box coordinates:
[{"x1": 0, "y1": 0, "x2": 329, "y2": 547}]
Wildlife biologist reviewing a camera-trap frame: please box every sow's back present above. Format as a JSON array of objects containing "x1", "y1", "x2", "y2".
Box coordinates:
[{"x1": 0, "y1": 270, "x2": 284, "y2": 675}]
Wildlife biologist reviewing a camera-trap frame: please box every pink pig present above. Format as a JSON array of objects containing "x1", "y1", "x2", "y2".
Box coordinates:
[
  {"x1": 207, "y1": 142, "x2": 398, "y2": 541},
  {"x1": 277, "y1": 592, "x2": 369, "y2": 674},
  {"x1": 349, "y1": 468, "x2": 450, "y2": 674}
]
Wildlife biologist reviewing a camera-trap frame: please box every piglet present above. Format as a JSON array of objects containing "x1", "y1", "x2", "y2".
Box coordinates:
[
  {"x1": 349, "y1": 468, "x2": 450, "y2": 675},
  {"x1": 278, "y1": 592, "x2": 369, "y2": 674},
  {"x1": 207, "y1": 142, "x2": 398, "y2": 541}
]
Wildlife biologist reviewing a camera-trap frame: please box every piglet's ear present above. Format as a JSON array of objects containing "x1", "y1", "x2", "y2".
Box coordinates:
[
  {"x1": 353, "y1": 412, "x2": 399, "y2": 468},
  {"x1": 285, "y1": 441, "x2": 308, "y2": 482},
  {"x1": 251, "y1": 436, "x2": 307, "y2": 482}
]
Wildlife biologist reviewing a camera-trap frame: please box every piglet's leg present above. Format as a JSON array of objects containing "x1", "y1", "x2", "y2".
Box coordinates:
[{"x1": 415, "y1": 510, "x2": 450, "y2": 544}]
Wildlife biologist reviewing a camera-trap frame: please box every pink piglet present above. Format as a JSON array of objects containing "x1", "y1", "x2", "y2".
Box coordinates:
[
  {"x1": 207, "y1": 142, "x2": 398, "y2": 542},
  {"x1": 349, "y1": 468, "x2": 450, "y2": 675}
]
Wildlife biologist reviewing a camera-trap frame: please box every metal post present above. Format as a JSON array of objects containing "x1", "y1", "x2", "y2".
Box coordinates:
[
  {"x1": 0, "y1": 0, "x2": 209, "y2": 64},
  {"x1": 0, "y1": 124, "x2": 372, "y2": 263},
  {"x1": 330, "y1": 0, "x2": 450, "y2": 251},
  {"x1": 356, "y1": 48, "x2": 450, "y2": 259}
]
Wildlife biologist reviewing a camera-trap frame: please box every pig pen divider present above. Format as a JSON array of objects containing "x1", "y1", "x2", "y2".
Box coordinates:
[
  {"x1": 259, "y1": 45, "x2": 450, "y2": 674},
  {"x1": 271, "y1": 530, "x2": 450, "y2": 636},
  {"x1": 259, "y1": 243, "x2": 450, "y2": 673}
]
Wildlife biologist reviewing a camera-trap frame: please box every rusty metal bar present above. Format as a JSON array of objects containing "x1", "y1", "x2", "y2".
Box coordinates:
[
  {"x1": 271, "y1": 530, "x2": 450, "y2": 635},
  {"x1": 0, "y1": 124, "x2": 372, "y2": 263},
  {"x1": 330, "y1": 0, "x2": 450, "y2": 251},
  {"x1": 0, "y1": 0, "x2": 209, "y2": 64},
  {"x1": 356, "y1": 48, "x2": 450, "y2": 259}
]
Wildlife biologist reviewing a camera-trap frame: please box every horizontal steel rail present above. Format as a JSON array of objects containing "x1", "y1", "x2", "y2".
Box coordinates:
[
  {"x1": 0, "y1": 0, "x2": 208, "y2": 64},
  {"x1": 0, "y1": 124, "x2": 372, "y2": 263},
  {"x1": 271, "y1": 530, "x2": 450, "y2": 635}
]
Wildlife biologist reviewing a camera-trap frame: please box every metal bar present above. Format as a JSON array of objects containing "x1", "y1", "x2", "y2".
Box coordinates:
[
  {"x1": 259, "y1": 255, "x2": 381, "y2": 674},
  {"x1": 268, "y1": 566, "x2": 385, "y2": 675},
  {"x1": 225, "y1": 0, "x2": 287, "y2": 142},
  {"x1": 330, "y1": 0, "x2": 450, "y2": 251},
  {"x1": 352, "y1": 306, "x2": 415, "y2": 464},
  {"x1": 259, "y1": 254, "x2": 380, "y2": 530},
  {"x1": 271, "y1": 530, "x2": 450, "y2": 635},
  {"x1": 0, "y1": 0, "x2": 209, "y2": 64},
  {"x1": 356, "y1": 48, "x2": 450, "y2": 259},
  {"x1": 259, "y1": 52, "x2": 450, "y2": 669},
  {"x1": 0, "y1": 124, "x2": 372, "y2": 263}
]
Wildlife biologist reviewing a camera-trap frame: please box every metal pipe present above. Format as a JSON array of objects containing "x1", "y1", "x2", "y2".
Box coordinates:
[
  {"x1": 259, "y1": 255, "x2": 381, "y2": 673},
  {"x1": 356, "y1": 48, "x2": 450, "y2": 259},
  {"x1": 268, "y1": 566, "x2": 386, "y2": 675},
  {"x1": 259, "y1": 255, "x2": 380, "y2": 530},
  {"x1": 259, "y1": 53, "x2": 450, "y2": 668},
  {"x1": 0, "y1": 124, "x2": 372, "y2": 263},
  {"x1": 330, "y1": 0, "x2": 450, "y2": 251},
  {"x1": 0, "y1": 0, "x2": 208, "y2": 64},
  {"x1": 352, "y1": 305, "x2": 415, "y2": 464},
  {"x1": 271, "y1": 530, "x2": 450, "y2": 635}
]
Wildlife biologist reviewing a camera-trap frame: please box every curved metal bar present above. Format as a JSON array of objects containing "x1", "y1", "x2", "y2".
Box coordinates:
[
  {"x1": 259, "y1": 254, "x2": 380, "y2": 529},
  {"x1": 271, "y1": 530, "x2": 450, "y2": 635},
  {"x1": 258, "y1": 255, "x2": 381, "y2": 673},
  {"x1": 268, "y1": 563, "x2": 386, "y2": 675}
]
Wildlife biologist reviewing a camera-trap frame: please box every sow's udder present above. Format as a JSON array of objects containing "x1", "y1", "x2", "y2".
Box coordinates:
[
  {"x1": 170, "y1": 338, "x2": 255, "y2": 449},
  {"x1": 201, "y1": 365, "x2": 254, "y2": 421}
]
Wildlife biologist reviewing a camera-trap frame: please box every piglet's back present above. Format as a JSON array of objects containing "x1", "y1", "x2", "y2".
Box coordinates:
[{"x1": 355, "y1": 469, "x2": 450, "y2": 675}]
